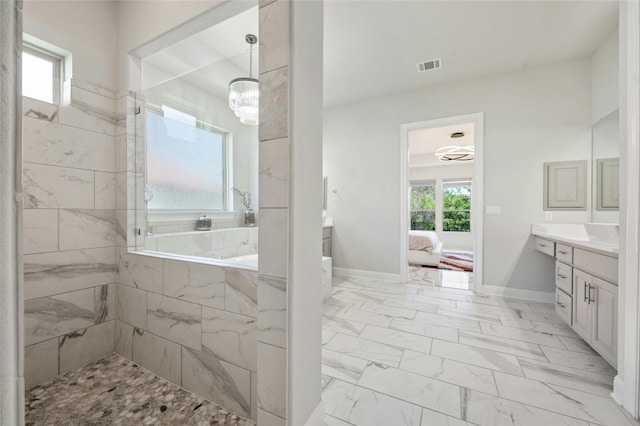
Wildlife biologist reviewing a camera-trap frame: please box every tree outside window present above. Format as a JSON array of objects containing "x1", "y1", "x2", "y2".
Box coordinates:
[
  {"x1": 410, "y1": 184, "x2": 436, "y2": 230},
  {"x1": 443, "y1": 182, "x2": 471, "y2": 232}
]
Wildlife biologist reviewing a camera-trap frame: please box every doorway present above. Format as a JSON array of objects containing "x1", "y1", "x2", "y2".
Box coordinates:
[{"x1": 400, "y1": 113, "x2": 484, "y2": 293}]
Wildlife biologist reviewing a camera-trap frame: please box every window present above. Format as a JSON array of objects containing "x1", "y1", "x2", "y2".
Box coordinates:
[
  {"x1": 442, "y1": 180, "x2": 472, "y2": 232},
  {"x1": 146, "y1": 106, "x2": 229, "y2": 212},
  {"x1": 410, "y1": 182, "x2": 436, "y2": 230},
  {"x1": 22, "y1": 44, "x2": 62, "y2": 104}
]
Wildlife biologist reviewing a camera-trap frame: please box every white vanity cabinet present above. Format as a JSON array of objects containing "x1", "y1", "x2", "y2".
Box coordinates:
[
  {"x1": 534, "y1": 235, "x2": 618, "y2": 368},
  {"x1": 572, "y1": 271, "x2": 617, "y2": 366}
]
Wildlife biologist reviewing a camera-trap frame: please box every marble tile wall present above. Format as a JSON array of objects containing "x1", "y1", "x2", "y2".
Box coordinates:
[
  {"x1": 23, "y1": 79, "x2": 118, "y2": 389},
  {"x1": 114, "y1": 252, "x2": 258, "y2": 420},
  {"x1": 146, "y1": 227, "x2": 259, "y2": 259},
  {"x1": 257, "y1": 1, "x2": 290, "y2": 424}
]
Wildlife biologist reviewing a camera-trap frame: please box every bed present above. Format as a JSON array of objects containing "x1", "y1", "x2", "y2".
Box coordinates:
[{"x1": 408, "y1": 230, "x2": 443, "y2": 267}]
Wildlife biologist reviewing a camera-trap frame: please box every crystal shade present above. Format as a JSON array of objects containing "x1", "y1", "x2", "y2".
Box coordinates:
[{"x1": 229, "y1": 77, "x2": 259, "y2": 125}]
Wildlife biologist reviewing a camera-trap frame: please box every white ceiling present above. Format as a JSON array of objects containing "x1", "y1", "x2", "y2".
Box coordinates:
[
  {"x1": 409, "y1": 122, "x2": 475, "y2": 167},
  {"x1": 323, "y1": 0, "x2": 618, "y2": 107},
  {"x1": 142, "y1": 1, "x2": 618, "y2": 108}
]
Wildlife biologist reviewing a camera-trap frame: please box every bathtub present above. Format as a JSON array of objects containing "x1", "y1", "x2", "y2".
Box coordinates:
[{"x1": 145, "y1": 230, "x2": 333, "y2": 299}]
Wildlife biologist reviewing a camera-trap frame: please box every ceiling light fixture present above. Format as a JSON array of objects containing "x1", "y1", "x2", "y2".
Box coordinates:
[
  {"x1": 229, "y1": 34, "x2": 259, "y2": 125},
  {"x1": 435, "y1": 145, "x2": 475, "y2": 162}
]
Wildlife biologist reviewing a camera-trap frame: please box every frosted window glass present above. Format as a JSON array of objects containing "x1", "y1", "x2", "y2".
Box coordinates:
[
  {"x1": 22, "y1": 51, "x2": 54, "y2": 103},
  {"x1": 146, "y1": 111, "x2": 225, "y2": 210}
]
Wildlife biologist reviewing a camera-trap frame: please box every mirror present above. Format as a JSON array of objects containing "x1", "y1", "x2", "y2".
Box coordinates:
[
  {"x1": 591, "y1": 109, "x2": 619, "y2": 223},
  {"x1": 133, "y1": 6, "x2": 260, "y2": 263}
]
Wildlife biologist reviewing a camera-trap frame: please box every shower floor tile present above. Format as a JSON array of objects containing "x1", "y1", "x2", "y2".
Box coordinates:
[{"x1": 25, "y1": 353, "x2": 255, "y2": 426}]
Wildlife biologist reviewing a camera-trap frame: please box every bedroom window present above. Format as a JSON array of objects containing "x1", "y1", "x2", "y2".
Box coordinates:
[
  {"x1": 442, "y1": 180, "x2": 471, "y2": 232},
  {"x1": 410, "y1": 183, "x2": 436, "y2": 231}
]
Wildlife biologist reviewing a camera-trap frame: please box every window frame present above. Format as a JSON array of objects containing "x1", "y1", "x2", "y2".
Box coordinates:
[
  {"x1": 22, "y1": 43, "x2": 63, "y2": 104},
  {"x1": 144, "y1": 104, "x2": 234, "y2": 223},
  {"x1": 441, "y1": 179, "x2": 472, "y2": 233},
  {"x1": 410, "y1": 180, "x2": 437, "y2": 231}
]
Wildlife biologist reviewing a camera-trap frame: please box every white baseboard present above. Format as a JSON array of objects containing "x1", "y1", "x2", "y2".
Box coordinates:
[
  {"x1": 481, "y1": 285, "x2": 555, "y2": 303},
  {"x1": 303, "y1": 401, "x2": 326, "y2": 426},
  {"x1": 333, "y1": 267, "x2": 401, "y2": 282},
  {"x1": 612, "y1": 375, "x2": 624, "y2": 406}
]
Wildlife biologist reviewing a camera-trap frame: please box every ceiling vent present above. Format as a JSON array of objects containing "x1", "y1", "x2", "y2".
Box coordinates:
[{"x1": 417, "y1": 58, "x2": 442, "y2": 73}]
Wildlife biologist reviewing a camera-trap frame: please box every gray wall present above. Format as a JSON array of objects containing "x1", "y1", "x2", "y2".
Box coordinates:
[{"x1": 324, "y1": 58, "x2": 593, "y2": 293}]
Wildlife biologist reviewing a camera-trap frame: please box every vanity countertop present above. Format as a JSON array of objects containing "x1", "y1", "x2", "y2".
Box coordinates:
[{"x1": 531, "y1": 223, "x2": 619, "y2": 256}]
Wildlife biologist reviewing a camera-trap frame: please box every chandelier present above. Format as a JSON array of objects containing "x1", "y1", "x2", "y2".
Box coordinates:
[
  {"x1": 435, "y1": 146, "x2": 475, "y2": 162},
  {"x1": 435, "y1": 131, "x2": 474, "y2": 162},
  {"x1": 229, "y1": 34, "x2": 259, "y2": 125}
]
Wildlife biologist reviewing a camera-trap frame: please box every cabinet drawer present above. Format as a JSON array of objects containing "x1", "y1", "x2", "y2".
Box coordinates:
[
  {"x1": 534, "y1": 237, "x2": 555, "y2": 256},
  {"x1": 555, "y1": 261, "x2": 573, "y2": 295},
  {"x1": 322, "y1": 227, "x2": 332, "y2": 238},
  {"x1": 555, "y1": 243, "x2": 573, "y2": 264},
  {"x1": 574, "y1": 248, "x2": 618, "y2": 284},
  {"x1": 555, "y1": 288, "x2": 572, "y2": 325}
]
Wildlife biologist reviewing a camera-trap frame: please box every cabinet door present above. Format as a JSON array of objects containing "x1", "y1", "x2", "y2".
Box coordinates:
[
  {"x1": 572, "y1": 269, "x2": 591, "y2": 339},
  {"x1": 544, "y1": 160, "x2": 587, "y2": 210},
  {"x1": 591, "y1": 277, "x2": 617, "y2": 367}
]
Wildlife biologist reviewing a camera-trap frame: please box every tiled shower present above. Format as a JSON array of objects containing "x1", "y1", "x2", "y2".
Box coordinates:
[
  {"x1": 22, "y1": 78, "x2": 261, "y2": 421},
  {"x1": 13, "y1": 0, "x2": 321, "y2": 424}
]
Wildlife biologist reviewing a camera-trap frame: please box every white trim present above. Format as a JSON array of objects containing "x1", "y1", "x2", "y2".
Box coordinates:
[
  {"x1": 400, "y1": 112, "x2": 484, "y2": 295},
  {"x1": 617, "y1": 1, "x2": 640, "y2": 418},
  {"x1": 333, "y1": 267, "x2": 402, "y2": 283},
  {"x1": 302, "y1": 401, "x2": 326, "y2": 426},
  {"x1": 481, "y1": 285, "x2": 555, "y2": 304}
]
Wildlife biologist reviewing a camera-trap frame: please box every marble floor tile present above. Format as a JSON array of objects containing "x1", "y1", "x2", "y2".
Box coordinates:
[
  {"x1": 430, "y1": 339, "x2": 524, "y2": 376},
  {"x1": 323, "y1": 329, "x2": 337, "y2": 345},
  {"x1": 323, "y1": 376, "x2": 423, "y2": 426},
  {"x1": 493, "y1": 372, "x2": 632, "y2": 425},
  {"x1": 324, "y1": 333, "x2": 404, "y2": 367},
  {"x1": 332, "y1": 288, "x2": 389, "y2": 304},
  {"x1": 382, "y1": 297, "x2": 439, "y2": 314},
  {"x1": 539, "y1": 346, "x2": 617, "y2": 375},
  {"x1": 558, "y1": 335, "x2": 599, "y2": 354},
  {"x1": 322, "y1": 348, "x2": 369, "y2": 384},
  {"x1": 437, "y1": 305, "x2": 501, "y2": 324},
  {"x1": 358, "y1": 302, "x2": 417, "y2": 319},
  {"x1": 518, "y1": 358, "x2": 614, "y2": 397},
  {"x1": 461, "y1": 388, "x2": 589, "y2": 426},
  {"x1": 421, "y1": 408, "x2": 473, "y2": 426},
  {"x1": 326, "y1": 414, "x2": 355, "y2": 426},
  {"x1": 415, "y1": 310, "x2": 481, "y2": 333},
  {"x1": 328, "y1": 306, "x2": 393, "y2": 327},
  {"x1": 400, "y1": 350, "x2": 498, "y2": 395},
  {"x1": 390, "y1": 317, "x2": 459, "y2": 343},
  {"x1": 458, "y1": 330, "x2": 547, "y2": 361},
  {"x1": 324, "y1": 297, "x2": 365, "y2": 310},
  {"x1": 479, "y1": 322, "x2": 565, "y2": 348},
  {"x1": 357, "y1": 362, "x2": 461, "y2": 417},
  {"x1": 322, "y1": 275, "x2": 626, "y2": 426},
  {"x1": 323, "y1": 316, "x2": 367, "y2": 337},
  {"x1": 359, "y1": 324, "x2": 432, "y2": 353}
]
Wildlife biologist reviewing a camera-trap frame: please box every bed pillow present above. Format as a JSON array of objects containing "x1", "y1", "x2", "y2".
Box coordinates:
[{"x1": 408, "y1": 230, "x2": 439, "y2": 252}]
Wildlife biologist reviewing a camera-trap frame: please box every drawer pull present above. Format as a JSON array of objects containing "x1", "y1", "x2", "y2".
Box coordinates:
[
  {"x1": 588, "y1": 284, "x2": 596, "y2": 304},
  {"x1": 557, "y1": 274, "x2": 567, "y2": 279},
  {"x1": 538, "y1": 243, "x2": 547, "y2": 247},
  {"x1": 556, "y1": 301, "x2": 566, "y2": 308},
  {"x1": 557, "y1": 250, "x2": 567, "y2": 255},
  {"x1": 584, "y1": 282, "x2": 588, "y2": 303}
]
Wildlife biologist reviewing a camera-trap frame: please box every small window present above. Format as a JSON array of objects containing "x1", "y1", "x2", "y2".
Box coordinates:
[
  {"x1": 442, "y1": 180, "x2": 472, "y2": 232},
  {"x1": 145, "y1": 106, "x2": 229, "y2": 212},
  {"x1": 410, "y1": 182, "x2": 436, "y2": 231},
  {"x1": 22, "y1": 44, "x2": 62, "y2": 104}
]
